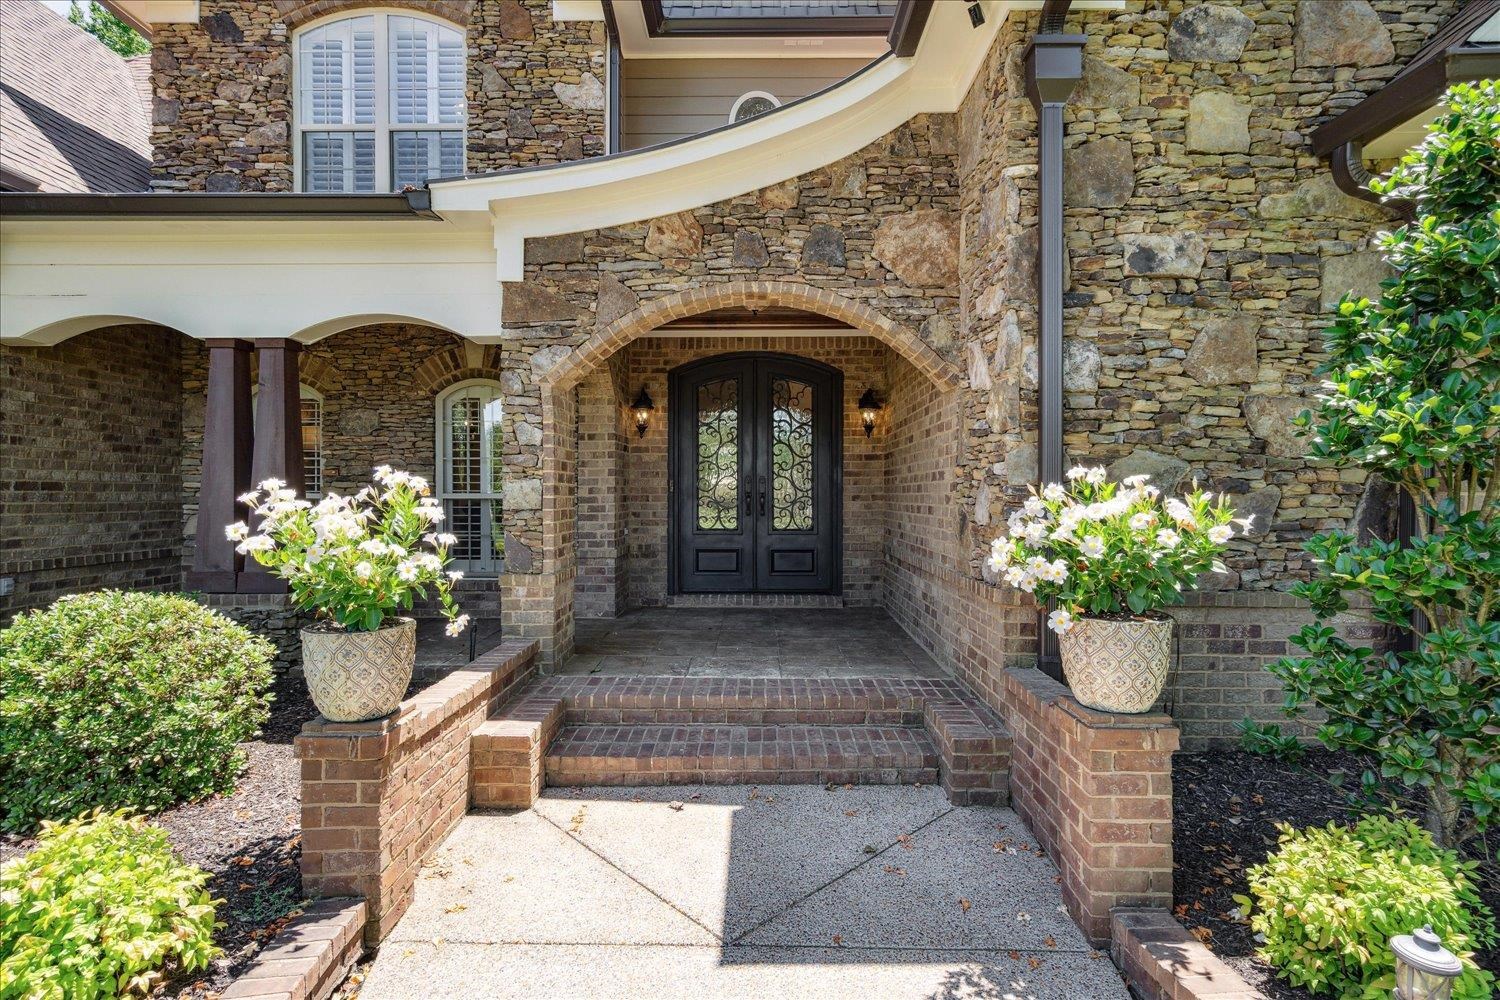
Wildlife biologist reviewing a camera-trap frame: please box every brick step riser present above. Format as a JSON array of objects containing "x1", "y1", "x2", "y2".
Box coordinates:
[
  {"x1": 564, "y1": 708, "x2": 925, "y2": 726},
  {"x1": 546, "y1": 767, "x2": 940, "y2": 787}
]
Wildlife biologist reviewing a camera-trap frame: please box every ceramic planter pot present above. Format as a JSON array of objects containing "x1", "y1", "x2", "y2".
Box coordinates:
[
  {"x1": 1058, "y1": 613, "x2": 1174, "y2": 714},
  {"x1": 301, "y1": 617, "x2": 416, "y2": 723}
]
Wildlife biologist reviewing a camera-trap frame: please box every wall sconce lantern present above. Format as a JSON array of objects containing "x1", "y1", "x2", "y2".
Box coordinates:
[
  {"x1": 1391, "y1": 926, "x2": 1462, "y2": 1000},
  {"x1": 858, "y1": 388, "x2": 882, "y2": 438},
  {"x1": 632, "y1": 387, "x2": 655, "y2": 438}
]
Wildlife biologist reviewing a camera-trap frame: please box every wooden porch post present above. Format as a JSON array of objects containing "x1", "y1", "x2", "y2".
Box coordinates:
[
  {"x1": 240, "y1": 339, "x2": 305, "y2": 593},
  {"x1": 188, "y1": 339, "x2": 253, "y2": 593}
]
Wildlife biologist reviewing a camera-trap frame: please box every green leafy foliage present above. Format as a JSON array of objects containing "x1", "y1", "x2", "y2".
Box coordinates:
[
  {"x1": 1237, "y1": 719, "x2": 1306, "y2": 763},
  {"x1": 0, "y1": 810, "x2": 219, "y2": 999},
  {"x1": 67, "y1": 1, "x2": 148, "y2": 57},
  {"x1": 0, "y1": 591, "x2": 274, "y2": 834},
  {"x1": 1238, "y1": 816, "x2": 1496, "y2": 999},
  {"x1": 1270, "y1": 80, "x2": 1500, "y2": 848}
]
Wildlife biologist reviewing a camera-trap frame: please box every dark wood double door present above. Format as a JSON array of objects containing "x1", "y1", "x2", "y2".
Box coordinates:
[{"x1": 670, "y1": 353, "x2": 841, "y2": 594}]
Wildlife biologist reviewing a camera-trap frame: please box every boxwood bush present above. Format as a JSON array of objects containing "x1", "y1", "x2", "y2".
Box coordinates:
[
  {"x1": 0, "y1": 810, "x2": 220, "y2": 998},
  {"x1": 1239, "y1": 815, "x2": 1496, "y2": 999},
  {"x1": 0, "y1": 591, "x2": 274, "y2": 833}
]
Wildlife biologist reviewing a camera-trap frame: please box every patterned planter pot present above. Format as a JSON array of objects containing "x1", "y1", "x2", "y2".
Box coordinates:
[
  {"x1": 301, "y1": 617, "x2": 416, "y2": 723},
  {"x1": 1058, "y1": 614, "x2": 1174, "y2": 714}
]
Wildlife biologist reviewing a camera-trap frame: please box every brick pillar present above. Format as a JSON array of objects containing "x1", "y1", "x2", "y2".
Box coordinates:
[
  {"x1": 241, "y1": 340, "x2": 304, "y2": 593},
  {"x1": 188, "y1": 339, "x2": 253, "y2": 593},
  {"x1": 575, "y1": 367, "x2": 627, "y2": 618}
]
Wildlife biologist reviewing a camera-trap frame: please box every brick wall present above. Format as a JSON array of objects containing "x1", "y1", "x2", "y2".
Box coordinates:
[
  {"x1": 0, "y1": 327, "x2": 185, "y2": 619},
  {"x1": 150, "y1": 0, "x2": 603, "y2": 191},
  {"x1": 1000, "y1": 668, "x2": 1178, "y2": 946},
  {"x1": 574, "y1": 358, "x2": 629, "y2": 618},
  {"x1": 296, "y1": 639, "x2": 538, "y2": 944}
]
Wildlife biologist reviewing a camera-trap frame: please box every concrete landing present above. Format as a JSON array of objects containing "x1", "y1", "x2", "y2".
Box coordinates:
[{"x1": 358, "y1": 785, "x2": 1128, "y2": 1000}]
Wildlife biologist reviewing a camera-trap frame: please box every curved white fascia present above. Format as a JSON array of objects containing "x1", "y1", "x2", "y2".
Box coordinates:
[{"x1": 431, "y1": 0, "x2": 1008, "y2": 280}]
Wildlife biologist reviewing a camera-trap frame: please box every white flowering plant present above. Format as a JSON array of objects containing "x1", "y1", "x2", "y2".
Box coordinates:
[
  {"x1": 987, "y1": 466, "x2": 1246, "y2": 636},
  {"x1": 227, "y1": 466, "x2": 468, "y2": 635}
]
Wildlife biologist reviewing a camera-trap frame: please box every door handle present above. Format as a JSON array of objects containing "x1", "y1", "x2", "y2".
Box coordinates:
[{"x1": 758, "y1": 490, "x2": 767, "y2": 516}]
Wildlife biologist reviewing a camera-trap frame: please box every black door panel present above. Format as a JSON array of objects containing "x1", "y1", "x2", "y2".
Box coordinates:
[{"x1": 670, "y1": 353, "x2": 841, "y2": 594}]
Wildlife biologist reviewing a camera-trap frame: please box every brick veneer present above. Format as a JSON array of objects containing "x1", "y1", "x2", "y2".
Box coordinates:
[
  {"x1": 998, "y1": 668, "x2": 1178, "y2": 946},
  {"x1": 1111, "y1": 908, "x2": 1259, "y2": 1000},
  {"x1": 0, "y1": 326, "x2": 185, "y2": 620},
  {"x1": 296, "y1": 639, "x2": 537, "y2": 943},
  {"x1": 218, "y1": 897, "x2": 367, "y2": 1000}
]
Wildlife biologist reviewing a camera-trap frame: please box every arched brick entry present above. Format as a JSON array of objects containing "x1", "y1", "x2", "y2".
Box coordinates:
[
  {"x1": 539, "y1": 281, "x2": 962, "y2": 393},
  {"x1": 504, "y1": 280, "x2": 961, "y2": 670},
  {"x1": 273, "y1": 0, "x2": 470, "y2": 30}
]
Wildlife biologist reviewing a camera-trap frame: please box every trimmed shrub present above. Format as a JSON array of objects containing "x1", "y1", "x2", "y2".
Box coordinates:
[
  {"x1": 0, "y1": 810, "x2": 220, "y2": 998},
  {"x1": 0, "y1": 591, "x2": 274, "y2": 833},
  {"x1": 1239, "y1": 815, "x2": 1496, "y2": 999}
]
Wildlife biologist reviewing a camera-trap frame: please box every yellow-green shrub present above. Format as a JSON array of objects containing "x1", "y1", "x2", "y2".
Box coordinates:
[
  {"x1": 0, "y1": 811, "x2": 220, "y2": 998},
  {"x1": 1238, "y1": 815, "x2": 1495, "y2": 999}
]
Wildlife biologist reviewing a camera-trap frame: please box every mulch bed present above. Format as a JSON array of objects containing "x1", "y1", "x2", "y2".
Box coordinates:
[
  {"x1": 150, "y1": 675, "x2": 319, "y2": 999},
  {"x1": 1173, "y1": 747, "x2": 1499, "y2": 999}
]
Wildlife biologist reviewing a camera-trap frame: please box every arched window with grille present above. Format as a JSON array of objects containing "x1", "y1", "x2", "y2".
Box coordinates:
[
  {"x1": 294, "y1": 11, "x2": 465, "y2": 192},
  {"x1": 435, "y1": 380, "x2": 503, "y2": 576}
]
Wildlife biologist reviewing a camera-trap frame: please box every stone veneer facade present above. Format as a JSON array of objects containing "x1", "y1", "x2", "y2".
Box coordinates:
[
  {"x1": 149, "y1": 0, "x2": 603, "y2": 191},
  {"x1": 2, "y1": 1, "x2": 1459, "y2": 746}
]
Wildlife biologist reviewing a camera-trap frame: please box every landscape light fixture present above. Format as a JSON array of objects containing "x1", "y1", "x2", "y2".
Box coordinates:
[{"x1": 1390, "y1": 926, "x2": 1462, "y2": 1000}]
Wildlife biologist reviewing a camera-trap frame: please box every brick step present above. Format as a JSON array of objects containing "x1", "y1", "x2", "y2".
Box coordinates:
[
  {"x1": 471, "y1": 675, "x2": 1012, "y2": 809},
  {"x1": 544, "y1": 723, "x2": 939, "y2": 788}
]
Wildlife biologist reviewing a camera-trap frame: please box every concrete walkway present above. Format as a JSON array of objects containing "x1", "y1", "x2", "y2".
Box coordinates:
[{"x1": 358, "y1": 785, "x2": 1128, "y2": 1000}]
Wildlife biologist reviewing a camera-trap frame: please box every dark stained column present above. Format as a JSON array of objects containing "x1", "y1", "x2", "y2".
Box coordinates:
[
  {"x1": 239, "y1": 339, "x2": 305, "y2": 593},
  {"x1": 187, "y1": 339, "x2": 253, "y2": 593},
  {"x1": 1026, "y1": 14, "x2": 1083, "y2": 679}
]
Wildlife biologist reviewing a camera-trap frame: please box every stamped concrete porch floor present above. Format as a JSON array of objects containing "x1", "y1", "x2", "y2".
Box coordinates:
[
  {"x1": 357, "y1": 785, "x2": 1128, "y2": 1000},
  {"x1": 562, "y1": 607, "x2": 948, "y2": 678}
]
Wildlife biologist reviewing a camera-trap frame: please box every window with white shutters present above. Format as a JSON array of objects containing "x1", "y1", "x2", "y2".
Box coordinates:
[
  {"x1": 436, "y1": 380, "x2": 504, "y2": 576},
  {"x1": 295, "y1": 13, "x2": 465, "y2": 193}
]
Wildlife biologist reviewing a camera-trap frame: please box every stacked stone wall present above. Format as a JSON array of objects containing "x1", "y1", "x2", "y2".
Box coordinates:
[
  {"x1": 150, "y1": 0, "x2": 603, "y2": 191},
  {"x1": 0, "y1": 327, "x2": 185, "y2": 619}
]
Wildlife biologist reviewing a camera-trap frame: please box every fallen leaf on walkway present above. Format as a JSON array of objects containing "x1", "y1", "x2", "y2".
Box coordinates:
[
  {"x1": 844, "y1": 809, "x2": 859, "y2": 817},
  {"x1": 882, "y1": 865, "x2": 905, "y2": 876},
  {"x1": 1027, "y1": 957, "x2": 1044, "y2": 971},
  {"x1": 1015, "y1": 911, "x2": 1031, "y2": 923},
  {"x1": 1043, "y1": 936, "x2": 1056, "y2": 948},
  {"x1": 832, "y1": 934, "x2": 843, "y2": 946},
  {"x1": 668, "y1": 801, "x2": 684, "y2": 811},
  {"x1": 862, "y1": 844, "x2": 877, "y2": 854},
  {"x1": 1006, "y1": 951, "x2": 1020, "y2": 961},
  {"x1": 444, "y1": 903, "x2": 467, "y2": 914},
  {"x1": 958, "y1": 898, "x2": 971, "y2": 913},
  {"x1": 896, "y1": 834, "x2": 913, "y2": 850},
  {"x1": 1191, "y1": 926, "x2": 1213, "y2": 944}
]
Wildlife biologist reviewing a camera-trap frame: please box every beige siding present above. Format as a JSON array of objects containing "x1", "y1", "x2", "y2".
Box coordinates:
[{"x1": 620, "y1": 58, "x2": 871, "y2": 150}]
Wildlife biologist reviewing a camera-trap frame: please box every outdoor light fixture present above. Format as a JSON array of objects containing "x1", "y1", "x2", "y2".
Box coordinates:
[
  {"x1": 632, "y1": 387, "x2": 655, "y2": 438},
  {"x1": 1391, "y1": 926, "x2": 1462, "y2": 1000},
  {"x1": 858, "y1": 388, "x2": 883, "y2": 438},
  {"x1": 968, "y1": 3, "x2": 985, "y2": 28}
]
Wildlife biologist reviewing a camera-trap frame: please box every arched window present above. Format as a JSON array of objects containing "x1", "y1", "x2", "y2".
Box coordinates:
[
  {"x1": 294, "y1": 12, "x2": 465, "y2": 193},
  {"x1": 436, "y1": 380, "x2": 503, "y2": 576},
  {"x1": 729, "y1": 90, "x2": 780, "y2": 124},
  {"x1": 253, "y1": 385, "x2": 324, "y2": 498}
]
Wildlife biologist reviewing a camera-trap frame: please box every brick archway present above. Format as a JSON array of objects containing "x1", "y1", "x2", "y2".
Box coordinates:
[
  {"x1": 540, "y1": 281, "x2": 961, "y2": 393},
  {"x1": 274, "y1": 0, "x2": 470, "y2": 30}
]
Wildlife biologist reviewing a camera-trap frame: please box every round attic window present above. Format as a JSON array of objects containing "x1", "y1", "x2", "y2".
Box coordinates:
[{"x1": 730, "y1": 91, "x2": 781, "y2": 124}]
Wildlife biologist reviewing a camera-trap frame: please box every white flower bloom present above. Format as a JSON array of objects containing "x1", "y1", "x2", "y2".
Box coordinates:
[
  {"x1": 447, "y1": 570, "x2": 464, "y2": 582},
  {"x1": 1017, "y1": 571, "x2": 1038, "y2": 593},
  {"x1": 1042, "y1": 483, "x2": 1066, "y2": 502},
  {"x1": 1233, "y1": 515, "x2": 1256, "y2": 532},
  {"x1": 408, "y1": 475, "x2": 430, "y2": 494},
  {"x1": 1007, "y1": 512, "x2": 1028, "y2": 535},
  {"x1": 1155, "y1": 528, "x2": 1181, "y2": 550},
  {"x1": 444, "y1": 613, "x2": 471, "y2": 638},
  {"x1": 1129, "y1": 512, "x2": 1156, "y2": 531},
  {"x1": 225, "y1": 522, "x2": 250, "y2": 541},
  {"x1": 1003, "y1": 564, "x2": 1027, "y2": 588},
  {"x1": 1026, "y1": 555, "x2": 1049, "y2": 574},
  {"x1": 1023, "y1": 497, "x2": 1047, "y2": 518},
  {"x1": 415, "y1": 504, "x2": 445, "y2": 523},
  {"x1": 1164, "y1": 499, "x2": 1197, "y2": 528},
  {"x1": 259, "y1": 478, "x2": 285, "y2": 491},
  {"x1": 1208, "y1": 524, "x2": 1234, "y2": 545},
  {"x1": 1040, "y1": 559, "x2": 1068, "y2": 584},
  {"x1": 354, "y1": 561, "x2": 375, "y2": 580},
  {"x1": 1047, "y1": 609, "x2": 1076, "y2": 635},
  {"x1": 237, "y1": 534, "x2": 274, "y2": 553},
  {"x1": 237, "y1": 490, "x2": 261, "y2": 505},
  {"x1": 1022, "y1": 520, "x2": 1048, "y2": 544},
  {"x1": 988, "y1": 540, "x2": 1011, "y2": 569},
  {"x1": 1081, "y1": 535, "x2": 1106, "y2": 559},
  {"x1": 1084, "y1": 467, "x2": 1107, "y2": 485},
  {"x1": 435, "y1": 532, "x2": 457, "y2": 547},
  {"x1": 1122, "y1": 474, "x2": 1151, "y2": 488},
  {"x1": 358, "y1": 539, "x2": 389, "y2": 556},
  {"x1": 985, "y1": 552, "x2": 1007, "y2": 576},
  {"x1": 1066, "y1": 466, "x2": 1090, "y2": 481},
  {"x1": 396, "y1": 560, "x2": 420, "y2": 582}
]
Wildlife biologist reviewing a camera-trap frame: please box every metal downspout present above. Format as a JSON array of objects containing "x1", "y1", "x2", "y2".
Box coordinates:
[{"x1": 1024, "y1": 6, "x2": 1083, "y2": 678}]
